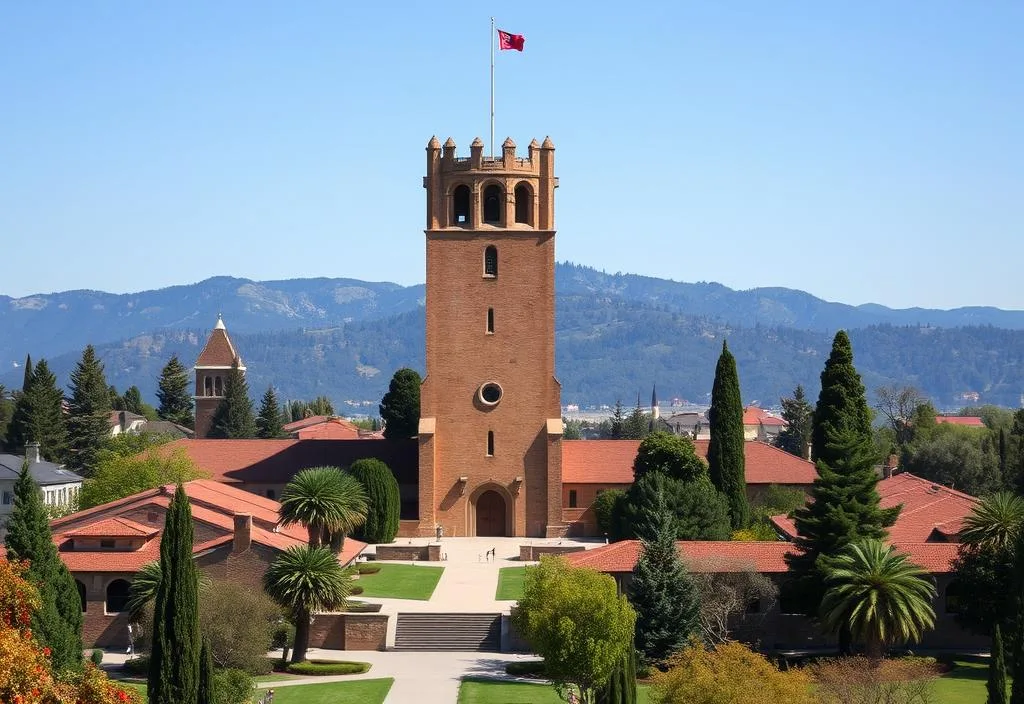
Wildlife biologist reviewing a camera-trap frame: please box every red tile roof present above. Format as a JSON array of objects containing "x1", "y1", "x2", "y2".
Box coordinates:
[
  {"x1": 195, "y1": 328, "x2": 239, "y2": 367},
  {"x1": 771, "y1": 472, "x2": 978, "y2": 544},
  {"x1": 283, "y1": 417, "x2": 367, "y2": 440},
  {"x1": 58, "y1": 539, "x2": 161, "y2": 573},
  {"x1": 935, "y1": 416, "x2": 985, "y2": 428},
  {"x1": 560, "y1": 440, "x2": 816, "y2": 485},
  {"x1": 63, "y1": 517, "x2": 159, "y2": 539},
  {"x1": 743, "y1": 407, "x2": 787, "y2": 427}
]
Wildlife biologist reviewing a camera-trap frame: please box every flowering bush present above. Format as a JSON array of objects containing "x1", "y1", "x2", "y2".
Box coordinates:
[{"x1": 0, "y1": 560, "x2": 141, "y2": 704}]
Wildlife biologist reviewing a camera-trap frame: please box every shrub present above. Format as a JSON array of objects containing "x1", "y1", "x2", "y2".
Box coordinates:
[
  {"x1": 809, "y1": 656, "x2": 941, "y2": 704},
  {"x1": 349, "y1": 458, "x2": 401, "y2": 543},
  {"x1": 351, "y1": 585, "x2": 364, "y2": 595},
  {"x1": 285, "y1": 660, "x2": 371, "y2": 676},
  {"x1": 122, "y1": 655, "x2": 150, "y2": 675},
  {"x1": 593, "y1": 489, "x2": 626, "y2": 538},
  {"x1": 730, "y1": 521, "x2": 778, "y2": 541},
  {"x1": 90, "y1": 648, "x2": 104, "y2": 665},
  {"x1": 200, "y1": 578, "x2": 281, "y2": 673},
  {"x1": 214, "y1": 667, "x2": 255, "y2": 704},
  {"x1": 358, "y1": 564, "x2": 381, "y2": 575},
  {"x1": 650, "y1": 641, "x2": 814, "y2": 704},
  {"x1": 506, "y1": 660, "x2": 547, "y2": 678}
]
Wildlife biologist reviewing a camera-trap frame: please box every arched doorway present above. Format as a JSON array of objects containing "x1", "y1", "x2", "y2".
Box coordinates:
[{"x1": 476, "y1": 490, "x2": 507, "y2": 537}]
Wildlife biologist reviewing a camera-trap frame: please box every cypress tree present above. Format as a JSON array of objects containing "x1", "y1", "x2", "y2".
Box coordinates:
[
  {"x1": 989, "y1": 624, "x2": 1009, "y2": 704},
  {"x1": 349, "y1": 458, "x2": 401, "y2": 544},
  {"x1": 209, "y1": 359, "x2": 256, "y2": 439},
  {"x1": 379, "y1": 368, "x2": 421, "y2": 439},
  {"x1": 197, "y1": 638, "x2": 216, "y2": 704},
  {"x1": 596, "y1": 646, "x2": 637, "y2": 704},
  {"x1": 707, "y1": 341, "x2": 749, "y2": 529},
  {"x1": 149, "y1": 484, "x2": 201, "y2": 704},
  {"x1": 811, "y1": 331, "x2": 872, "y2": 465},
  {"x1": 4, "y1": 463, "x2": 83, "y2": 673},
  {"x1": 66, "y1": 344, "x2": 112, "y2": 475},
  {"x1": 256, "y1": 386, "x2": 285, "y2": 439},
  {"x1": 629, "y1": 497, "x2": 700, "y2": 665},
  {"x1": 157, "y1": 355, "x2": 194, "y2": 428}
]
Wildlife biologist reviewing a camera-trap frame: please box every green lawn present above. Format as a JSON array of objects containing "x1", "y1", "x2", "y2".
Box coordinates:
[
  {"x1": 496, "y1": 566, "x2": 527, "y2": 601},
  {"x1": 458, "y1": 678, "x2": 650, "y2": 703},
  {"x1": 934, "y1": 660, "x2": 1008, "y2": 703},
  {"x1": 355, "y1": 563, "x2": 444, "y2": 600},
  {"x1": 125, "y1": 679, "x2": 394, "y2": 703}
]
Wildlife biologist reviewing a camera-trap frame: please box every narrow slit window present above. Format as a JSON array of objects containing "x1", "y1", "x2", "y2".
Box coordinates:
[
  {"x1": 453, "y1": 184, "x2": 471, "y2": 224},
  {"x1": 487, "y1": 431, "x2": 495, "y2": 456},
  {"x1": 484, "y1": 246, "x2": 498, "y2": 277},
  {"x1": 568, "y1": 490, "x2": 578, "y2": 508},
  {"x1": 514, "y1": 183, "x2": 532, "y2": 224},
  {"x1": 487, "y1": 307, "x2": 494, "y2": 333}
]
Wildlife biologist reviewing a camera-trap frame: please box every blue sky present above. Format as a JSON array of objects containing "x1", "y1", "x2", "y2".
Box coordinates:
[{"x1": 1, "y1": 2, "x2": 1021, "y2": 309}]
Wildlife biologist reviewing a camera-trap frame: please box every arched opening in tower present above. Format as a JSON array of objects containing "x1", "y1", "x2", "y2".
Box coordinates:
[
  {"x1": 514, "y1": 182, "x2": 532, "y2": 225},
  {"x1": 483, "y1": 184, "x2": 504, "y2": 224},
  {"x1": 453, "y1": 184, "x2": 471, "y2": 225}
]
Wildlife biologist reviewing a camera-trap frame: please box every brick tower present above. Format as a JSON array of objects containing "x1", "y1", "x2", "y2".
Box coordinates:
[
  {"x1": 418, "y1": 135, "x2": 564, "y2": 538},
  {"x1": 193, "y1": 315, "x2": 245, "y2": 438}
]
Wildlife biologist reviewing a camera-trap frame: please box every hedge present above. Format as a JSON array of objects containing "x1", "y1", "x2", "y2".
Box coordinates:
[
  {"x1": 348, "y1": 459, "x2": 400, "y2": 544},
  {"x1": 286, "y1": 660, "x2": 371, "y2": 676}
]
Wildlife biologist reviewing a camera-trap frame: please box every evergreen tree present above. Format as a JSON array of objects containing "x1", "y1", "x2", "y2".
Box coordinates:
[
  {"x1": 8, "y1": 360, "x2": 68, "y2": 462},
  {"x1": 620, "y1": 472, "x2": 732, "y2": 542},
  {"x1": 596, "y1": 647, "x2": 637, "y2": 704},
  {"x1": 209, "y1": 359, "x2": 256, "y2": 439},
  {"x1": 608, "y1": 400, "x2": 626, "y2": 439},
  {"x1": 149, "y1": 484, "x2": 201, "y2": 704},
  {"x1": 630, "y1": 499, "x2": 699, "y2": 665},
  {"x1": 623, "y1": 401, "x2": 651, "y2": 440},
  {"x1": 349, "y1": 458, "x2": 401, "y2": 544},
  {"x1": 989, "y1": 624, "x2": 1009, "y2": 704},
  {"x1": 812, "y1": 331, "x2": 873, "y2": 465},
  {"x1": 4, "y1": 463, "x2": 83, "y2": 673},
  {"x1": 707, "y1": 341, "x2": 748, "y2": 529},
  {"x1": 0, "y1": 384, "x2": 13, "y2": 449},
  {"x1": 156, "y1": 354, "x2": 194, "y2": 428},
  {"x1": 197, "y1": 638, "x2": 216, "y2": 704},
  {"x1": 1012, "y1": 525, "x2": 1024, "y2": 704},
  {"x1": 109, "y1": 385, "x2": 126, "y2": 411},
  {"x1": 66, "y1": 345, "x2": 112, "y2": 475},
  {"x1": 256, "y1": 386, "x2": 285, "y2": 439},
  {"x1": 123, "y1": 385, "x2": 145, "y2": 415},
  {"x1": 379, "y1": 368, "x2": 421, "y2": 439},
  {"x1": 774, "y1": 385, "x2": 813, "y2": 460},
  {"x1": 6, "y1": 354, "x2": 34, "y2": 453}
]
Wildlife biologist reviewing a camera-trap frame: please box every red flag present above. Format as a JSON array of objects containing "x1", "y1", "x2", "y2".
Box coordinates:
[{"x1": 497, "y1": 29, "x2": 525, "y2": 51}]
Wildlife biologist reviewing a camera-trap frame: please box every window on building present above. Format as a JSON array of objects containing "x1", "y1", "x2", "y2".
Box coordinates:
[
  {"x1": 484, "y1": 246, "x2": 498, "y2": 277},
  {"x1": 105, "y1": 579, "x2": 131, "y2": 614},
  {"x1": 945, "y1": 581, "x2": 965, "y2": 614},
  {"x1": 483, "y1": 184, "x2": 503, "y2": 223},
  {"x1": 2, "y1": 491, "x2": 12, "y2": 505},
  {"x1": 487, "y1": 431, "x2": 495, "y2": 457},
  {"x1": 100, "y1": 538, "x2": 115, "y2": 549},
  {"x1": 569, "y1": 490, "x2": 578, "y2": 508},
  {"x1": 76, "y1": 580, "x2": 87, "y2": 613},
  {"x1": 487, "y1": 307, "x2": 494, "y2": 333},
  {"x1": 777, "y1": 590, "x2": 803, "y2": 616},
  {"x1": 214, "y1": 376, "x2": 223, "y2": 396},
  {"x1": 514, "y1": 182, "x2": 532, "y2": 224},
  {"x1": 266, "y1": 489, "x2": 276, "y2": 500},
  {"x1": 453, "y1": 184, "x2": 471, "y2": 224},
  {"x1": 204, "y1": 376, "x2": 213, "y2": 396}
]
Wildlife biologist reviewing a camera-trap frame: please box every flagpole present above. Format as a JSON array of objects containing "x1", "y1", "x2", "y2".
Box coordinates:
[{"x1": 490, "y1": 16, "x2": 495, "y2": 160}]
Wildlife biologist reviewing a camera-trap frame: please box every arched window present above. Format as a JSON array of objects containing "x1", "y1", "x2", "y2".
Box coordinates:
[
  {"x1": 487, "y1": 307, "x2": 494, "y2": 333},
  {"x1": 484, "y1": 246, "x2": 498, "y2": 277},
  {"x1": 453, "y1": 184, "x2": 471, "y2": 225},
  {"x1": 487, "y1": 431, "x2": 495, "y2": 456},
  {"x1": 214, "y1": 376, "x2": 223, "y2": 396},
  {"x1": 514, "y1": 182, "x2": 532, "y2": 225},
  {"x1": 105, "y1": 579, "x2": 131, "y2": 614},
  {"x1": 76, "y1": 580, "x2": 87, "y2": 613},
  {"x1": 204, "y1": 376, "x2": 213, "y2": 396},
  {"x1": 483, "y1": 184, "x2": 503, "y2": 224}
]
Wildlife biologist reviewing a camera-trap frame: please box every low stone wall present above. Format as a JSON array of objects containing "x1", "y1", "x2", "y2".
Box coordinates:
[
  {"x1": 308, "y1": 612, "x2": 389, "y2": 651},
  {"x1": 374, "y1": 543, "x2": 442, "y2": 561},
  {"x1": 502, "y1": 613, "x2": 532, "y2": 653},
  {"x1": 397, "y1": 520, "x2": 420, "y2": 538},
  {"x1": 519, "y1": 544, "x2": 587, "y2": 561}
]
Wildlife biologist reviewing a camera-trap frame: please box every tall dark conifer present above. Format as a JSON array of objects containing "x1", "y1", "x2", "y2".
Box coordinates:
[
  {"x1": 379, "y1": 368, "x2": 421, "y2": 439},
  {"x1": 7, "y1": 354, "x2": 35, "y2": 453},
  {"x1": 256, "y1": 386, "x2": 285, "y2": 439},
  {"x1": 4, "y1": 463, "x2": 83, "y2": 673},
  {"x1": 66, "y1": 344, "x2": 112, "y2": 475},
  {"x1": 707, "y1": 341, "x2": 748, "y2": 529},
  {"x1": 209, "y1": 359, "x2": 256, "y2": 439},
  {"x1": 811, "y1": 331, "x2": 872, "y2": 465},
  {"x1": 197, "y1": 638, "x2": 216, "y2": 704},
  {"x1": 156, "y1": 355, "x2": 193, "y2": 428},
  {"x1": 774, "y1": 385, "x2": 813, "y2": 460},
  {"x1": 989, "y1": 624, "x2": 1009, "y2": 704},
  {"x1": 8, "y1": 360, "x2": 68, "y2": 462},
  {"x1": 149, "y1": 484, "x2": 201, "y2": 704}
]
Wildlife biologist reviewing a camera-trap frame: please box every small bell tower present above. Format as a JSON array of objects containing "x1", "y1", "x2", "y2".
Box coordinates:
[{"x1": 193, "y1": 315, "x2": 245, "y2": 438}]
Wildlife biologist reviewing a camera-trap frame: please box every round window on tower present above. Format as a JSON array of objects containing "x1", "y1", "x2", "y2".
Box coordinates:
[{"x1": 478, "y1": 382, "x2": 503, "y2": 407}]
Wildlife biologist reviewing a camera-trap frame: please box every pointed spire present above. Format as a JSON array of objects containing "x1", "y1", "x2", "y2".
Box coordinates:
[
  {"x1": 651, "y1": 384, "x2": 658, "y2": 408},
  {"x1": 528, "y1": 138, "x2": 540, "y2": 149},
  {"x1": 541, "y1": 136, "x2": 555, "y2": 149},
  {"x1": 471, "y1": 136, "x2": 484, "y2": 147},
  {"x1": 502, "y1": 136, "x2": 516, "y2": 148},
  {"x1": 427, "y1": 135, "x2": 440, "y2": 148},
  {"x1": 443, "y1": 137, "x2": 456, "y2": 148},
  {"x1": 214, "y1": 314, "x2": 226, "y2": 330}
]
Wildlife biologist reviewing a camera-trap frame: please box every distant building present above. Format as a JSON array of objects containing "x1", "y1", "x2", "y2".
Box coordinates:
[
  {"x1": 935, "y1": 415, "x2": 985, "y2": 428},
  {"x1": 193, "y1": 315, "x2": 245, "y2": 438},
  {"x1": 108, "y1": 411, "x2": 193, "y2": 439},
  {"x1": 0, "y1": 443, "x2": 83, "y2": 536},
  {"x1": 743, "y1": 406, "x2": 787, "y2": 442},
  {"x1": 282, "y1": 415, "x2": 380, "y2": 440},
  {"x1": 661, "y1": 411, "x2": 709, "y2": 440}
]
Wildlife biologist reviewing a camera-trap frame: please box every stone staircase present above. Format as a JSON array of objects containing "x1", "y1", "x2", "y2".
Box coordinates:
[{"x1": 394, "y1": 612, "x2": 502, "y2": 651}]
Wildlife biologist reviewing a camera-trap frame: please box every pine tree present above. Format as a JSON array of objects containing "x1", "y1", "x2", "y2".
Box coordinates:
[
  {"x1": 256, "y1": 386, "x2": 285, "y2": 439},
  {"x1": 379, "y1": 368, "x2": 421, "y2": 440},
  {"x1": 156, "y1": 354, "x2": 194, "y2": 428},
  {"x1": 9, "y1": 360, "x2": 68, "y2": 462},
  {"x1": 6, "y1": 354, "x2": 34, "y2": 453},
  {"x1": 4, "y1": 463, "x2": 83, "y2": 673},
  {"x1": 774, "y1": 385, "x2": 813, "y2": 460},
  {"x1": 989, "y1": 624, "x2": 1009, "y2": 704},
  {"x1": 209, "y1": 359, "x2": 256, "y2": 439},
  {"x1": 122, "y1": 385, "x2": 145, "y2": 415},
  {"x1": 707, "y1": 341, "x2": 748, "y2": 529},
  {"x1": 812, "y1": 331, "x2": 873, "y2": 465},
  {"x1": 197, "y1": 638, "x2": 216, "y2": 704},
  {"x1": 609, "y1": 400, "x2": 626, "y2": 439},
  {"x1": 629, "y1": 498, "x2": 699, "y2": 665},
  {"x1": 66, "y1": 345, "x2": 112, "y2": 475},
  {"x1": 149, "y1": 484, "x2": 201, "y2": 704}
]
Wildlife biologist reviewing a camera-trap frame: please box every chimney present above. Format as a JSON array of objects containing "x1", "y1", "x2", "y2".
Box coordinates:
[
  {"x1": 882, "y1": 454, "x2": 899, "y2": 479},
  {"x1": 26, "y1": 442, "x2": 41, "y2": 464},
  {"x1": 233, "y1": 513, "x2": 252, "y2": 553}
]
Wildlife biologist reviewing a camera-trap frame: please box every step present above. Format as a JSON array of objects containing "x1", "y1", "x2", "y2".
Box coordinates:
[{"x1": 394, "y1": 612, "x2": 502, "y2": 652}]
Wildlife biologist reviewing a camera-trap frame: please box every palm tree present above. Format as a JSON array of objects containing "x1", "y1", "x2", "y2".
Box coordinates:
[
  {"x1": 126, "y1": 560, "x2": 211, "y2": 622},
  {"x1": 821, "y1": 540, "x2": 936, "y2": 660},
  {"x1": 279, "y1": 467, "x2": 368, "y2": 549},
  {"x1": 263, "y1": 545, "x2": 354, "y2": 663},
  {"x1": 960, "y1": 492, "x2": 1024, "y2": 550}
]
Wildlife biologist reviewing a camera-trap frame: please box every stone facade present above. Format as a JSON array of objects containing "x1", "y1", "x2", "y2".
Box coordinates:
[{"x1": 417, "y1": 136, "x2": 564, "y2": 538}]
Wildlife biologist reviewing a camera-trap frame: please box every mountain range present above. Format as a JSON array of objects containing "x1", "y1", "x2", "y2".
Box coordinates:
[{"x1": 2, "y1": 262, "x2": 1022, "y2": 410}]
